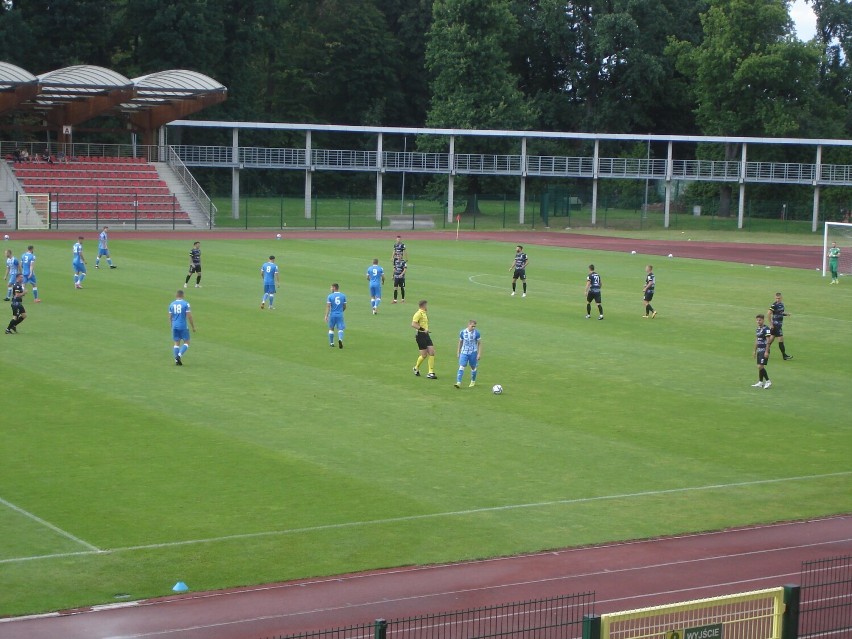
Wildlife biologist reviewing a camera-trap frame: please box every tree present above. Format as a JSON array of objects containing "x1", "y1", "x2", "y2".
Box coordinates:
[
  {"x1": 424, "y1": 0, "x2": 536, "y2": 212},
  {"x1": 0, "y1": 0, "x2": 120, "y2": 72},
  {"x1": 667, "y1": 0, "x2": 821, "y2": 215},
  {"x1": 509, "y1": 0, "x2": 706, "y2": 136}
]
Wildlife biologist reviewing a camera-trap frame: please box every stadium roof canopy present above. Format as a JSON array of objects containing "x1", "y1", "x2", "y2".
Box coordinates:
[{"x1": 0, "y1": 62, "x2": 227, "y2": 143}]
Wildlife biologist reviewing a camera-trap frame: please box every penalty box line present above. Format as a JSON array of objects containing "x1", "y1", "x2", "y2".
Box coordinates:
[
  {"x1": 0, "y1": 495, "x2": 101, "y2": 553},
  {"x1": 2, "y1": 470, "x2": 850, "y2": 565}
]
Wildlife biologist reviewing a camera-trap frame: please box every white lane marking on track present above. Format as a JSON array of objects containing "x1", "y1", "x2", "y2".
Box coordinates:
[{"x1": 97, "y1": 537, "x2": 851, "y2": 637}]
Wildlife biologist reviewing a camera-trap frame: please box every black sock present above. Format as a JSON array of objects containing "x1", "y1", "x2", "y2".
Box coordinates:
[
  {"x1": 394, "y1": 290, "x2": 398, "y2": 300},
  {"x1": 512, "y1": 283, "x2": 516, "y2": 292},
  {"x1": 401, "y1": 290, "x2": 405, "y2": 300},
  {"x1": 598, "y1": 305, "x2": 603, "y2": 315},
  {"x1": 523, "y1": 283, "x2": 527, "y2": 293},
  {"x1": 185, "y1": 276, "x2": 190, "y2": 285},
  {"x1": 196, "y1": 276, "x2": 201, "y2": 285},
  {"x1": 586, "y1": 303, "x2": 591, "y2": 315},
  {"x1": 647, "y1": 304, "x2": 654, "y2": 313},
  {"x1": 779, "y1": 342, "x2": 786, "y2": 356}
]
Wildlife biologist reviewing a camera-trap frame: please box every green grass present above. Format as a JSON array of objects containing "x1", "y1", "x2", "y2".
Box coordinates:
[{"x1": 1, "y1": 237, "x2": 850, "y2": 617}]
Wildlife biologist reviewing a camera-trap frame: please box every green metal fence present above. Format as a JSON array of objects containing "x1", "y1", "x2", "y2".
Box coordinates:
[
  {"x1": 271, "y1": 592, "x2": 596, "y2": 639},
  {"x1": 798, "y1": 555, "x2": 852, "y2": 638}
]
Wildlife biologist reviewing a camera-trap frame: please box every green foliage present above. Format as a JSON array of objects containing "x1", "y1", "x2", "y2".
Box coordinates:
[
  {"x1": 425, "y1": 0, "x2": 536, "y2": 136},
  {"x1": 0, "y1": 236, "x2": 850, "y2": 615},
  {"x1": 668, "y1": 0, "x2": 821, "y2": 138}
]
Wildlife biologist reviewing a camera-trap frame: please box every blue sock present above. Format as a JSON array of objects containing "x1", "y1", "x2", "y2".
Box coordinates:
[
  {"x1": 173, "y1": 346, "x2": 180, "y2": 358},
  {"x1": 457, "y1": 368, "x2": 463, "y2": 383},
  {"x1": 269, "y1": 295, "x2": 274, "y2": 306},
  {"x1": 338, "y1": 330, "x2": 344, "y2": 342},
  {"x1": 179, "y1": 344, "x2": 189, "y2": 356},
  {"x1": 79, "y1": 274, "x2": 86, "y2": 284},
  {"x1": 32, "y1": 287, "x2": 38, "y2": 299},
  {"x1": 471, "y1": 369, "x2": 477, "y2": 381},
  {"x1": 328, "y1": 331, "x2": 334, "y2": 345}
]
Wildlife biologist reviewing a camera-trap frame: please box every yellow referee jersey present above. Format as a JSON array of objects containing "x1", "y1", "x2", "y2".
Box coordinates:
[{"x1": 412, "y1": 308, "x2": 429, "y2": 331}]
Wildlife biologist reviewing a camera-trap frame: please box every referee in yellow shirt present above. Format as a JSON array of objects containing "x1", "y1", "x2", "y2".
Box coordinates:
[{"x1": 411, "y1": 299, "x2": 437, "y2": 379}]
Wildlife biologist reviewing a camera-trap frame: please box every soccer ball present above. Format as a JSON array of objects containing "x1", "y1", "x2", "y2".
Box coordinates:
[
  {"x1": 3, "y1": 234, "x2": 8, "y2": 240},
  {"x1": 276, "y1": 233, "x2": 282, "y2": 239},
  {"x1": 492, "y1": 384, "x2": 503, "y2": 395},
  {"x1": 630, "y1": 250, "x2": 636, "y2": 254}
]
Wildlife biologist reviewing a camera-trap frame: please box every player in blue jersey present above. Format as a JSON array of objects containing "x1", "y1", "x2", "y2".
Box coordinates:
[
  {"x1": 366, "y1": 258, "x2": 385, "y2": 314},
  {"x1": 642, "y1": 264, "x2": 657, "y2": 318},
  {"x1": 4, "y1": 249, "x2": 19, "y2": 301},
  {"x1": 585, "y1": 264, "x2": 603, "y2": 319},
  {"x1": 5, "y1": 273, "x2": 26, "y2": 334},
  {"x1": 72, "y1": 236, "x2": 87, "y2": 289},
  {"x1": 20, "y1": 245, "x2": 40, "y2": 302},
  {"x1": 95, "y1": 226, "x2": 116, "y2": 269},
  {"x1": 169, "y1": 289, "x2": 196, "y2": 366},
  {"x1": 325, "y1": 282, "x2": 347, "y2": 349},
  {"x1": 752, "y1": 314, "x2": 772, "y2": 388},
  {"x1": 767, "y1": 292, "x2": 792, "y2": 360},
  {"x1": 260, "y1": 255, "x2": 280, "y2": 309},
  {"x1": 510, "y1": 245, "x2": 528, "y2": 297},
  {"x1": 454, "y1": 320, "x2": 482, "y2": 388}
]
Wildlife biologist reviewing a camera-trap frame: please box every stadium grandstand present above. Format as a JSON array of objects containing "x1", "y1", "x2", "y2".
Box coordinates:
[{"x1": 0, "y1": 61, "x2": 226, "y2": 228}]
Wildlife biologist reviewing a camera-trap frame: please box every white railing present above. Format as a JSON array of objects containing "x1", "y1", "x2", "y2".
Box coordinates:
[{"x1": 166, "y1": 146, "x2": 217, "y2": 226}]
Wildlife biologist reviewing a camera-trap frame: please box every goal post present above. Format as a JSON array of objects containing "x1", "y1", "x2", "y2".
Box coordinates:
[
  {"x1": 823, "y1": 222, "x2": 852, "y2": 278},
  {"x1": 16, "y1": 193, "x2": 50, "y2": 230}
]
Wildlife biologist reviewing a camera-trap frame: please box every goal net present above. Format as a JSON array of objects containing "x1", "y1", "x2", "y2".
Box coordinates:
[
  {"x1": 16, "y1": 193, "x2": 50, "y2": 229},
  {"x1": 823, "y1": 222, "x2": 852, "y2": 278}
]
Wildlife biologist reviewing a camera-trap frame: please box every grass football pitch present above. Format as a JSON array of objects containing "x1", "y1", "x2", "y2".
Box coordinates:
[{"x1": 1, "y1": 236, "x2": 850, "y2": 617}]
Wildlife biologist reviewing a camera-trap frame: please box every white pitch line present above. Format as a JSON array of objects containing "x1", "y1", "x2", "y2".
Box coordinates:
[
  {"x1": 1, "y1": 471, "x2": 849, "y2": 565},
  {"x1": 0, "y1": 495, "x2": 101, "y2": 552},
  {"x1": 468, "y1": 274, "x2": 506, "y2": 290}
]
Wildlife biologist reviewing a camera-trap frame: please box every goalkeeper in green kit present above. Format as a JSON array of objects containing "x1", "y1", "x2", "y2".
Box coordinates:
[{"x1": 828, "y1": 242, "x2": 840, "y2": 284}]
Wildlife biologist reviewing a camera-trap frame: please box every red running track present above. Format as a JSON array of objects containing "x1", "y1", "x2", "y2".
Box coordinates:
[{"x1": 2, "y1": 515, "x2": 850, "y2": 639}]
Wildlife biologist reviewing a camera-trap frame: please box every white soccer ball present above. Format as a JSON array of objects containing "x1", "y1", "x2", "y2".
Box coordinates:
[
  {"x1": 276, "y1": 233, "x2": 281, "y2": 239},
  {"x1": 492, "y1": 384, "x2": 503, "y2": 395},
  {"x1": 668, "y1": 253, "x2": 673, "y2": 258},
  {"x1": 3, "y1": 234, "x2": 8, "y2": 240},
  {"x1": 630, "y1": 250, "x2": 636, "y2": 254}
]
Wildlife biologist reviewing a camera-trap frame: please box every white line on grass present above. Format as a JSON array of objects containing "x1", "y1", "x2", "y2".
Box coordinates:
[
  {"x1": 1, "y1": 470, "x2": 849, "y2": 564},
  {"x1": 0, "y1": 495, "x2": 101, "y2": 552},
  {"x1": 468, "y1": 274, "x2": 506, "y2": 290}
]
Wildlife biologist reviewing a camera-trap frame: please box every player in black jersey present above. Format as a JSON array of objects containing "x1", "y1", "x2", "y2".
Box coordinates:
[
  {"x1": 184, "y1": 241, "x2": 202, "y2": 288},
  {"x1": 5, "y1": 273, "x2": 26, "y2": 334},
  {"x1": 642, "y1": 264, "x2": 657, "y2": 318},
  {"x1": 585, "y1": 265, "x2": 603, "y2": 319},
  {"x1": 510, "y1": 245, "x2": 528, "y2": 297},
  {"x1": 392, "y1": 236, "x2": 407, "y2": 262},
  {"x1": 392, "y1": 256, "x2": 407, "y2": 303},
  {"x1": 767, "y1": 292, "x2": 792, "y2": 360},
  {"x1": 752, "y1": 314, "x2": 772, "y2": 388}
]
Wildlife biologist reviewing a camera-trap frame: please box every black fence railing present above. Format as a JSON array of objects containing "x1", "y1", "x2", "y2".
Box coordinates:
[
  {"x1": 271, "y1": 593, "x2": 596, "y2": 639},
  {"x1": 799, "y1": 555, "x2": 852, "y2": 639}
]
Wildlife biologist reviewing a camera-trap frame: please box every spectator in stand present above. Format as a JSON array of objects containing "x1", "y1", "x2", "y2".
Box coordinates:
[
  {"x1": 40, "y1": 148, "x2": 53, "y2": 164},
  {"x1": 19, "y1": 149, "x2": 29, "y2": 162},
  {"x1": 12, "y1": 148, "x2": 22, "y2": 163}
]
